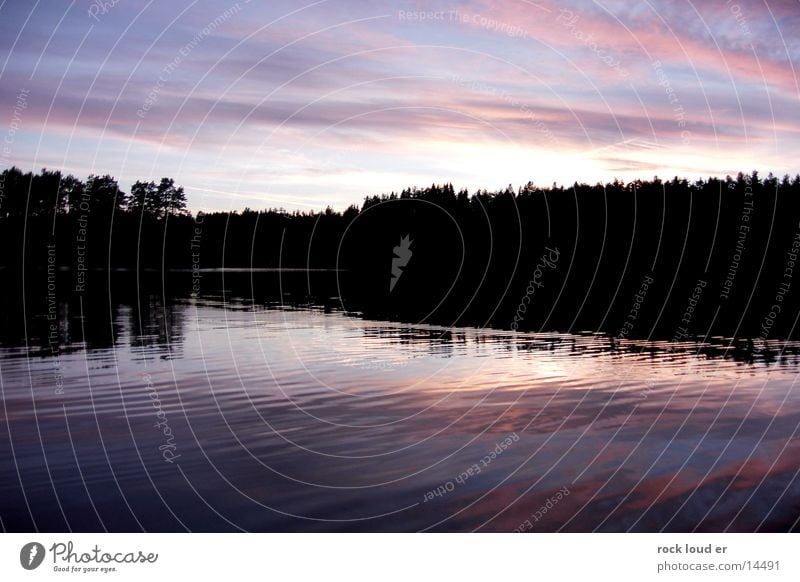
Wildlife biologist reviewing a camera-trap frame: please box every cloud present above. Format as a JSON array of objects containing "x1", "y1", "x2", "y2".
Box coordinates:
[{"x1": 1, "y1": 0, "x2": 797, "y2": 210}]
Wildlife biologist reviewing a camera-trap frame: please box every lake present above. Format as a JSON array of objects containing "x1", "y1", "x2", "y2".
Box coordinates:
[{"x1": 2, "y1": 283, "x2": 800, "y2": 532}]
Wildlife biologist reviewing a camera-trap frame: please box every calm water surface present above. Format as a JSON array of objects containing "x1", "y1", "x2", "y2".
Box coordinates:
[{"x1": 2, "y1": 300, "x2": 800, "y2": 532}]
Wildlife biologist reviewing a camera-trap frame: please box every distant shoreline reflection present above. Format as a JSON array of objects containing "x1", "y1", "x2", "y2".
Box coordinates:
[{"x1": 1, "y1": 273, "x2": 799, "y2": 532}]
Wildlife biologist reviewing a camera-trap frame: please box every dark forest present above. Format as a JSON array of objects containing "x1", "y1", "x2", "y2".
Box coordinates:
[{"x1": 3, "y1": 167, "x2": 800, "y2": 343}]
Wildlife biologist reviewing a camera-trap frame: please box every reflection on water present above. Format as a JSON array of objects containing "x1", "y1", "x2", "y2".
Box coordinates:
[{"x1": 2, "y1": 297, "x2": 800, "y2": 532}]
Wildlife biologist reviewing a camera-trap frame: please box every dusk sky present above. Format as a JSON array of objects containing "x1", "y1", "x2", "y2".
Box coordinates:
[{"x1": 1, "y1": 0, "x2": 798, "y2": 211}]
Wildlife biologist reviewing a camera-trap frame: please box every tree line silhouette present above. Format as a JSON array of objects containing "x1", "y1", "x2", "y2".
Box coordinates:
[{"x1": 3, "y1": 166, "x2": 800, "y2": 341}]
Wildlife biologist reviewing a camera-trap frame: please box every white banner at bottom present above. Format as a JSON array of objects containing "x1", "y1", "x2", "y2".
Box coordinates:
[{"x1": 1, "y1": 533, "x2": 796, "y2": 581}]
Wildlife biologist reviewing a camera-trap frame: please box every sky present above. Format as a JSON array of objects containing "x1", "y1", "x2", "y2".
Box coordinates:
[{"x1": 0, "y1": 0, "x2": 798, "y2": 212}]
